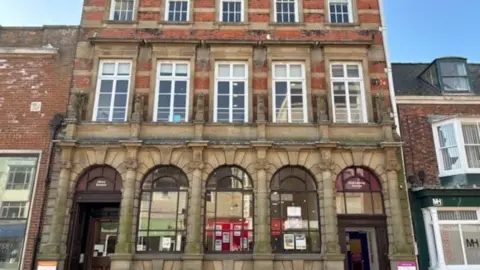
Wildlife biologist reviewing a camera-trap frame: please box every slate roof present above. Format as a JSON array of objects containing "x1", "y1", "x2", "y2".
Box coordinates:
[{"x1": 392, "y1": 62, "x2": 480, "y2": 96}]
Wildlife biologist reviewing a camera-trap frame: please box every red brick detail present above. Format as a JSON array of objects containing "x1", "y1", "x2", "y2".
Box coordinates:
[
  {"x1": 194, "y1": 12, "x2": 215, "y2": 22},
  {"x1": 252, "y1": 65, "x2": 267, "y2": 73},
  {"x1": 369, "y1": 61, "x2": 386, "y2": 73},
  {"x1": 194, "y1": 77, "x2": 210, "y2": 89},
  {"x1": 252, "y1": 77, "x2": 267, "y2": 90},
  {"x1": 75, "y1": 58, "x2": 94, "y2": 71},
  {"x1": 194, "y1": 0, "x2": 215, "y2": 8},
  {"x1": 135, "y1": 75, "x2": 151, "y2": 88},
  {"x1": 85, "y1": 0, "x2": 107, "y2": 7},
  {"x1": 137, "y1": 60, "x2": 153, "y2": 72},
  {"x1": 73, "y1": 75, "x2": 92, "y2": 89},
  {"x1": 311, "y1": 62, "x2": 325, "y2": 73},
  {"x1": 357, "y1": 0, "x2": 379, "y2": 10},
  {"x1": 359, "y1": 14, "x2": 380, "y2": 24},
  {"x1": 304, "y1": 13, "x2": 324, "y2": 23},
  {"x1": 311, "y1": 77, "x2": 325, "y2": 89},
  {"x1": 249, "y1": 14, "x2": 270, "y2": 23},
  {"x1": 398, "y1": 104, "x2": 480, "y2": 185},
  {"x1": 248, "y1": 0, "x2": 270, "y2": 9},
  {"x1": 139, "y1": 0, "x2": 162, "y2": 8},
  {"x1": 83, "y1": 11, "x2": 105, "y2": 21},
  {"x1": 138, "y1": 12, "x2": 160, "y2": 21},
  {"x1": 303, "y1": 0, "x2": 324, "y2": 9}
]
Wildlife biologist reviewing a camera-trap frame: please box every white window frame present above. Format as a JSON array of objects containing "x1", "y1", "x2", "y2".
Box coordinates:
[
  {"x1": 165, "y1": 0, "x2": 190, "y2": 22},
  {"x1": 432, "y1": 118, "x2": 480, "y2": 177},
  {"x1": 213, "y1": 62, "x2": 249, "y2": 123},
  {"x1": 330, "y1": 62, "x2": 367, "y2": 124},
  {"x1": 425, "y1": 207, "x2": 480, "y2": 268},
  {"x1": 0, "y1": 201, "x2": 27, "y2": 219},
  {"x1": 219, "y1": 0, "x2": 245, "y2": 23},
  {"x1": 274, "y1": 0, "x2": 299, "y2": 23},
  {"x1": 92, "y1": 60, "x2": 133, "y2": 122},
  {"x1": 272, "y1": 62, "x2": 308, "y2": 123},
  {"x1": 109, "y1": 0, "x2": 136, "y2": 21},
  {"x1": 153, "y1": 61, "x2": 190, "y2": 122},
  {"x1": 328, "y1": 0, "x2": 353, "y2": 23}
]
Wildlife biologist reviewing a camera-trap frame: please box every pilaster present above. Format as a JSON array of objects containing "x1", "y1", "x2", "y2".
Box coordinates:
[{"x1": 430, "y1": 207, "x2": 446, "y2": 269}]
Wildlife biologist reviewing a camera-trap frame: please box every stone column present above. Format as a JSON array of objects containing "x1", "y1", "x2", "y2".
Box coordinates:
[
  {"x1": 384, "y1": 147, "x2": 408, "y2": 254},
  {"x1": 252, "y1": 143, "x2": 274, "y2": 270},
  {"x1": 115, "y1": 146, "x2": 139, "y2": 254},
  {"x1": 40, "y1": 143, "x2": 74, "y2": 257},
  {"x1": 184, "y1": 143, "x2": 206, "y2": 270}
]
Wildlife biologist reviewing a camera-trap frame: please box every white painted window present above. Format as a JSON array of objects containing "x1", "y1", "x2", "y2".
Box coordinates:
[
  {"x1": 165, "y1": 0, "x2": 189, "y2": 22},
  {"x1": 328, "y1": 0, "x2": 353, "y2": 23},
  {"x1": 110, "y1": 0, "x2": 135, "y2": 21},
  {"x1": 330, "y1": 63, "x2": 367, "y2": 123},
  {"x1": 425, "y1": 208, "x2": 480, "y2": 267},
  {"x1": 220, "y1": 0, "x2": 244, "y2": 22},
  {"x1": 93, "y1": 60, "x2": 132, "y2": 122},
  {"x1": 6, "y1": 166, "x2": 33, "y2": 190},
  {"x1": 433, "y1": 118, "x2": 480, "y2": 176},
  {"x1": 0, "y1": 202, "x2": 27, "y2": 219},
  {"x1": 154, "y1": 62, "x2": 190, "y2": 122},
  {"x1": 275, "y1": 0, "x2": 298, "y2": 23},
  {"x1": 214, "y1": 62, "x2": 248, "y2": 123},
  {"x1": 272, "y1": 63, "x2": 307, "y2": 123},
  {"x1": 438, "y1": 61, "x2": 471, "y2": 92}
]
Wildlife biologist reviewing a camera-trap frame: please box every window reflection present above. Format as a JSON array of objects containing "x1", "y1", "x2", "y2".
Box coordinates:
[{"x1": 204, "y1": 166, "x2": 253, "y2": 252}]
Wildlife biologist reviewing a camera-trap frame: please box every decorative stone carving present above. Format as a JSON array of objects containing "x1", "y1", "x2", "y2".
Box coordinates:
[
  {"x1": 131, "y1": 94, "x2": 144, "y2": 123},
  {"x1": 314, "y1": 158, "x2": 336, "y2": 173},
  {"x1": 196, "y1": 44, "x2": 210, "y2": 70},
  {"x1": 188, "y1": 160, "x2": 205, "y2": 171},
  {"x1": 256, "y1": 94, "x2": 266, "y2": 122},
  {"x1": 58, "y1": 160, "x2": 72, "y2": 170},
  {"x1": 194, "y1": 93, "x2": 205, "y2": 122},
  {"x1": 253, "y1": 45, "x2": 267, "y2": 68},
  {"x1": 316, "y1": 93, "x2": 329, "y2": 122},
  {"x1": 375, "y1": 93, "x2": 393, "y2": 124},
  {"x1": 254, "y1": 159, "x2": 273, "y2": 173},
  {"x1": 123, "y1": 157, "x2": 138, "y2": 171},
  {"x1": 69, "y1": 92, "x2": 88, "y2": 122},
  {"x1": 385, "y1": 149, "x2": 400, "y2": 172}
]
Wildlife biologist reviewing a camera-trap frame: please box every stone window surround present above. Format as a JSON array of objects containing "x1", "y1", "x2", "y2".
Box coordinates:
[
  {"x1": 104, "y1": 0, "x2": 140, "y2": 22},
  {"x1": 164, "y1": 0, "x2": 191, "y2": 23},
  {"x1": 216, "y1": 0, "x2": 248, "y2": 23},
  {"x1": 271, "y1": 0, "x2": 303, "y2": 23},
  {"x1": 325, "y1": 0, "x2": 359, "y2": 25}
]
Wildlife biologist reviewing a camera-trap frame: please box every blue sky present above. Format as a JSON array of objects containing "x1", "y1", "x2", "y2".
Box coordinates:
[{"x1": 0, "y1": 0, "x2": 479, "y2": 62}]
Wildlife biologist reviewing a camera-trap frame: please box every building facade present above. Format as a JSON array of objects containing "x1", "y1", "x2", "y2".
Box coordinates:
[
  {"x1": 0, "y1": 26, "x2": 78, "y2": 270},
  {"x1": 37, "y1": 0, "x2": 416, "y2": 270},
  {"x1": 394, "y1": 58, "x2": 480, "y2": 270}
]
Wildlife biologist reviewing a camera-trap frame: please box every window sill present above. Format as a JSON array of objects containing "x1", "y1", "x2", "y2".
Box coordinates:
[
  {"x1": 134, "y1": 253, "x2": 183, "y2": 260},
  {"x1": 442, "y1": 92, "x2": 475, "y2": 96},
  {"x1": 203, "y1": 253, "x2": 253, "y2": 260},
  {"x1": 160, "y1": 20, "x2": 192, "y2": 25},
  {"x1": 268, "y1": 22, "x2": 306, "y2": 27},
  {"x1": 324, "y1": 22, "x2": 360, "y2": 28},
  {"x1": 274, "y1": 253, "x2": 323, "y2": 260},
  {"x1": 103, "y1": 20, "x2": 138, "y2": 25},
  {"x1": 214, "y1": 22, "x2": 249, "y2": 27}
]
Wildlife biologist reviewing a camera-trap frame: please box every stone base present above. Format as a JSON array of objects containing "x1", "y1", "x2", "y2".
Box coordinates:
[
  {"x1": 253, "y1": 254, "x2": 274, "y2": 270},
  {"x1": 183, "y1": 254, "x2": 203, "y2": 270},
  {"x1": 110, "y1": 253, "x2": 134, "y2": 270},
  {"x1": 322, "y1": 253, "x2": 345, "y2": 270}
]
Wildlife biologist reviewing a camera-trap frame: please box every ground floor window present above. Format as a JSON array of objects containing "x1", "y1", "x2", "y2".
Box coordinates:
[
  {"x1": 0, "y1": 154, "x2": 38, "y2": 269},
  {"x1": 425, "y1": 208, "x2": 480, "y2": 267}
]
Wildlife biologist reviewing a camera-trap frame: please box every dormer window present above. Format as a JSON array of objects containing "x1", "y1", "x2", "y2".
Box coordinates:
[{"x1": 420, "y1": 58, "x2": 472, "y2": 93}]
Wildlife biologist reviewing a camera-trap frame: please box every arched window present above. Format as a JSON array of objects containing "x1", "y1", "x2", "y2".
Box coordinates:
[
  {"x1": 204, "y1": 166, "x2": 253, "y2": 252},
  {"x1": 270, "y1": 166, "x2": 320, "y2": 253},
  {"x1": 136, "y1": 166, "x2": 188, "y2": 253},
  {"x1": 335, "y1": 166, "x2": 384, "y2": 215}
]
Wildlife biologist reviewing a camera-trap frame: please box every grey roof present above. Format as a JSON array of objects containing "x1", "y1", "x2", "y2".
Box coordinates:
[{"x1": 392, "y1": 62, "x2": 480, "y2": 96}]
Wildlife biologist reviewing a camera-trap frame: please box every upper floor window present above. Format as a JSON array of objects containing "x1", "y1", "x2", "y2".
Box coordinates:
[
  {"x1": 272, "y1": 63, "x2": 307, "y2": 123},
  {"x1": 330, "y1": 63, "x2": 367, "y2": 123},
  {"x1": 433, "y1": 119, "x2": 480, "y2": 176},
  {"x1": 220, "y1": 0, "x2": 244, "y2": 23},
  {"x1": 6, "y1": 166, "x2": 33, "y2": 190},
  {"x1": 154, "y1": 62, "x2": 190, "y2": 122},
  {"x1": 110, "y1": 0, "x2": 135, "y2": 21},
  {"x1": 438, "y1": 61, "x2": 471, "y2": 92},
  {"x1": 93, "y1": 60, "x2": 132, "y2": 122},
  {"x1": 328, "y1": 0, "x2": 353, "y2": 23},
  {"x1": 214, "y1": 63, "x2": 248, "y2": 123},
  {"x1": 275, "y1": 0, "x2": 298, "y2": 23},
  {"x1": 165, "y1": 0, "x2": 189, "y2": 22},
  {"x1": 0, "y1": 202, "x2": 27, "y2": 219}
]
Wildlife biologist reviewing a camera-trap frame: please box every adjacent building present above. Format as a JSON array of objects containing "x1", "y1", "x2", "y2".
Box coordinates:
[
  {"x1": 394, "y1": 57, "x2": 480, "y2": 270},
  {"x1": 0, "y1": 26, "x2": 78, "y2": 270},
  {"x1": 37, "y1": 0, "x2": 416, "y2": 270}
]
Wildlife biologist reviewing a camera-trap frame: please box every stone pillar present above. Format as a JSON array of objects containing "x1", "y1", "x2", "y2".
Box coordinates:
[
  {"x1": 317, "y1": 147, "x2": 344, "y2": 270},
  {"x1": 111, "y1": 145, "x2": 139, "y2": 270},
  {"x1": 40, "y1": 143, "x2": 74, "y2": 258},
  {"x1": 430, "y1": 208, "x2": 446, "y2": 269},
  {"x1": 184, "y1": 143, "x2": 207, "y2": 270},
  {"x1": 252, "y1": 143, "x2": 274, "y2": 270}
]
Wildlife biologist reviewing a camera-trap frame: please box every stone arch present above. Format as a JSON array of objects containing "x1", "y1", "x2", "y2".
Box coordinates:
[
  {"x1": 73, "y1": 164, "x2": 123, "y2": 194},
  {"x1": 136, "y1": 147, "x2": 191, "y2": 184}
]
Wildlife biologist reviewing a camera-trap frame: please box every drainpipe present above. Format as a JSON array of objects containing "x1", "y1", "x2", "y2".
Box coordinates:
[
  {"x1": 378, "y1": 0, "x2": 418, "y2": 262},
  {"x1": 31, "y1": 113, "x2": 64, "y2": 270}
]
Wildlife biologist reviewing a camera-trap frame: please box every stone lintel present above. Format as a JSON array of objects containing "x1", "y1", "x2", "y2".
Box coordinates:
[
  {"x1": 250, "y1": 141, "x2": 274, "y2": 148},
  {"x1": 186, "y1": 141, "x2": 209, "y2": 148},
  {"x1": 380, "y1": 142, "x2": 403, "y2": 148},
  {"x1": 119, "y1": 140, "x2": 143, "y2": 147},
  {"x1": 110, "y1": 253, "x2": 134, "y2": 261},
  {"x1": 315, "y1": 142, "x2": 338, "y2": 149},
  {"x1": 54, "y1": 140, "x2": 77, "y2": 148}
]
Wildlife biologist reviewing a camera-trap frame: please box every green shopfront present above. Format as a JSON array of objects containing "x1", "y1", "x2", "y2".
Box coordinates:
[{"x1": 410, "y1": 188, "x2": 480, "y2": 270}]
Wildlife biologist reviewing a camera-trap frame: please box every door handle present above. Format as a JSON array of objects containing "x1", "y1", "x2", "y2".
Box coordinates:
[{"x1": 79, "y1": 253, "x2": 84, "y2": 264}]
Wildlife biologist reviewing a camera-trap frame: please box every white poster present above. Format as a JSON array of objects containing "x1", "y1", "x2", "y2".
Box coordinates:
[
  {"x1": 286, "y1": 217, "x2": 302, "y2": 229},
  {"x1": 223, "y1": 233, "x2": 230, "y2": 243},
  {"x1": 295, "y1": 234, "x2": 306, "y2": 250},
  {"x1": 284, "y1": 234, "x2": 295, "y2": 250},
  {"x1": 287, "y1": 206, "x2": 301, "y2": 217},
  {"x1": 162, "y1": 237, "x2": 171, "y2": 249},
  {"x1": 215, "y1": 240, "x2": 222, "y2": 251}
]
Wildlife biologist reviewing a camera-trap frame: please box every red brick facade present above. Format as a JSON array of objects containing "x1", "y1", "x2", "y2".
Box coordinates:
[
  {"x1": 0, "y1": 26, "x2": 78, "y2": 270},
  {"x1": 398, "y1": 104, "x2": 480, "y2": 185}
]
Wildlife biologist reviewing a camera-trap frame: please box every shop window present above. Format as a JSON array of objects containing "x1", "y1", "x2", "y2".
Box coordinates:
[
  {"x1": 136, "y1": 166, "x2": 188, "y2": 253},
  {"x1": 270, "y1": 166, "x2": 320, "y2": 253},
  {"x1": 0, "y1": 155, "x2": 38, "y2": 268},
  {"x1": 335, "y1": 166, "x2": 384, "y2": 215},
  {"x1": 204, "y1": 166, "x2": 253, "y2": 252}
]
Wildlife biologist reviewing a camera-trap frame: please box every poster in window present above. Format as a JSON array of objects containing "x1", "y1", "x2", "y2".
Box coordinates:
[
  {"x1": 287, "y1": 217, "x2": 302, "y2": 229},
  {"x1": 284, "y1": 234, "x2": 294, "y2": 250},
  {"x1": 397, "y1": 261, "x2": 416, "y2": 270},
  {"x1": 215, "y1": 240, "x2": 222, "y2": 251},
  {"x1": 295, "y1": 234, "x2": 306, "y2": 250},
  {"x1": 162, "y1": 237, "x2": 171, "y2": 249},
  {"x1": 234, "y1": 231, "x2": 241, "y2": 236},
  {"x1": 287, "y1": 206, "x2": 301, "y2": 217},
  {"x1": 222, "y1": 232, "x2": 230, "y2": 243},
  {"x1": 215, "y1": 225, "x2": 222, "y2": 236}
]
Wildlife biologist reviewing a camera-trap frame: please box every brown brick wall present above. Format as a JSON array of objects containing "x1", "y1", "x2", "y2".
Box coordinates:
[
  {"x1": 398, "y1": 103, "x2": 480, "y2": 185},
  {"x1": 0, "y1": 26, "x2": 78, "y2": 270}
]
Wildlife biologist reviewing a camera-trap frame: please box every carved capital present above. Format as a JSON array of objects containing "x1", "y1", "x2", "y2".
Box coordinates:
[
  {"x1": 131, "y1": 94, "x2": 145, "y2": 123},
  {"x1": 188, "y1": 160, "x2": 204, "y2": 172},
  {"x1": 58, "y1": 160, "x2": 72, "y2": 170},
  {"x1": 194, "y1": 93, "x2": 205, "y2": 122},
  {"x1": 385, "y1": 149, "x2": 400, "y2": 172},
  {"x1": 315, "y1": 158, "x2": 336, "y2": 173},
  {"x1": 123, "y1": 157, "x2": 138, "y2": 170},
  {"x1": 254, "y1": 159, "x2": 273, "y2": 173},
  {"x1": 316, "y1": 93, "x2": 329, "y2": 122}
]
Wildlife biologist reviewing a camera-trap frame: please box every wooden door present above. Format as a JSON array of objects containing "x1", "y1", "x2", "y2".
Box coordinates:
[
  {"x1": 86, "y1": 218, "x2": 118, "y2": 270},
  {"x1": 67, "y1": 205, "x2": 88, "y2": 270}
]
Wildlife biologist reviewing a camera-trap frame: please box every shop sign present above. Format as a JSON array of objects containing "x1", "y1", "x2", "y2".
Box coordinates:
[
  {"x1": 37, "y1": 261, "x2": 57, "y2": 270},
  {"x1": 397, "y1": 261, "x2": 416, "y2": 270},
  {"x1": 432, "y1": 198, "x2": 443, "y2": 206},
  {"x1": 465, "y1": 238, "x2": 480, "y2": 248}
]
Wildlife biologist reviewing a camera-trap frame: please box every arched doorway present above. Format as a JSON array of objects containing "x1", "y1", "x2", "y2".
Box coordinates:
[
  {"x1": 335, "y1": 166, "x2": 389, "y2": 270},
  {"x1": 66, "y1": 166, "x2": 122, "y2": 270}
]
